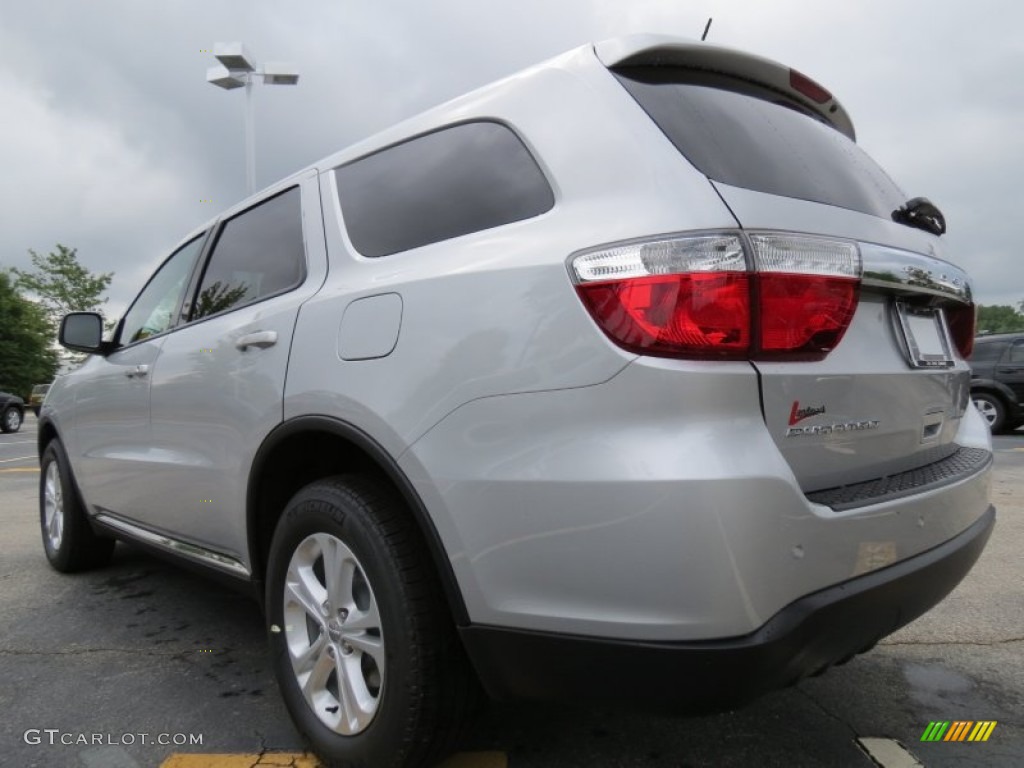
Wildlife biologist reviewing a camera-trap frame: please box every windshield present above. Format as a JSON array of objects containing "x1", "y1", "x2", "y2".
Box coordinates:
[{"x1": 614, "y1": 67, "x2": 907, "y2": 220}]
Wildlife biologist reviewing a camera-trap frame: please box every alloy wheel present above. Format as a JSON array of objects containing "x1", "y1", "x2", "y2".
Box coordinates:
[
  {"x1": 972, "y1": 397, "x2": 998, "y2": 427},
  {"x1": 43, "y1": 462, "x2": 64, "y2": 551},
  {"x1": 283, "y1": 533, "x2": 385, "y2": 735}
]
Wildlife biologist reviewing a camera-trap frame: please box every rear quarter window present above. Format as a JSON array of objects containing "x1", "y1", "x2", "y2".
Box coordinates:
[{"x1": 335, "y1": 121, "x2": 554, "y2": 258}]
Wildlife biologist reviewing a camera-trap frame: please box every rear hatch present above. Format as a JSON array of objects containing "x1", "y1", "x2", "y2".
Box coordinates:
[{"x1": 601, "y1": 40, "x2": 976, "y2": 493}]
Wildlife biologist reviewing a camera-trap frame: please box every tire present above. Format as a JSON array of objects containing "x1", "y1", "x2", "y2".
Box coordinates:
[
  {"x1": 40, "y1": 440, "x2": 116, "y2": 572},
  {"x1": 972, "y1": 392, "x2": 1007, "y2": 433},
  {"x1": 2, "y1": 406, "x2": 22, "y2": 433},
  {"x1": 265, "y1": 476, "x2": 480, "y2": 768}
]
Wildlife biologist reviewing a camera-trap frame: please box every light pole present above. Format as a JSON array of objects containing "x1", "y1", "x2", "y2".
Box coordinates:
[{"x1": 206, "y1": 43, "x2": 299, "y2": 195}]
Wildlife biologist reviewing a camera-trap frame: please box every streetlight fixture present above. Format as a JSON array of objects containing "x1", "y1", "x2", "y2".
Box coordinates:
[{"x1": 206, "y1": 42, "x2": 299, "y2": 195}]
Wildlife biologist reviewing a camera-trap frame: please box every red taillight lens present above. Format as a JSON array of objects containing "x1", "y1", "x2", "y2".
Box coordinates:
[
  {"x1": 946, "y1": 302, "x2": 976, "y2": 359},
  {"x1": 571, "y1": 233, "x2": 862, "y2": 361},
  {"x1": 576, "y1": 273, "x2": 751, "y2": 359},
  {"x1": 756, "y1": 274, "x2": 859, "y2": 360}
]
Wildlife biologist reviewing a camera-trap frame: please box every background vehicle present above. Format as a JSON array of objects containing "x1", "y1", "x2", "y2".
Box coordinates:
[
  {"x1": 38, "y1": 34, "x2": 994, "y2": 768},
  {"x1": 29, "y1": 382, "x2": 50, "y2": 417},
  {"x1": 1, "y1": 391, "x2": 25, "y2": 433},
  {"x1": 969, "y1": 331, "x2": 1024, "y2": 432}
]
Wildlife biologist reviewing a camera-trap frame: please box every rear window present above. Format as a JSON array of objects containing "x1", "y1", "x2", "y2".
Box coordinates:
[
  {"x1": 613, "y1": 67, "x2": 906, "y2": 219},
  {"x1": 335, "y1": 121, "x2": 554, "y2": 258}
]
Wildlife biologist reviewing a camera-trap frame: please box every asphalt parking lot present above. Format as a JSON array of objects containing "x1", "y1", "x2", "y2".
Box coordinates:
[{"x1": 1, "y1": 413, "x2": 1022, "y2": 768}]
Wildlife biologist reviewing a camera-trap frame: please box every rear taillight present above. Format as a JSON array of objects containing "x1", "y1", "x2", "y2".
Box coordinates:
[
  {"x1": 789, "y1": 69, "x2": 832, "y2": 104},
  {"x1": 946, "y1": 303, "x2": 976, "y2": 359},
  {"x1": 571, "y1": 232, "x2": 861, "y2": 361}
]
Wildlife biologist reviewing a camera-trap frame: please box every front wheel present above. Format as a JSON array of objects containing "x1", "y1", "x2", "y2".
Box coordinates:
[
  {"x1": 972, "y1": 392, "x2": 1006, "y2": 433},
  {"x1": 40, "y1": 440, "x2": 116, "y2": 572},
  {"x1": 265, "y1": 476, "x2": 479, "y2": 768},
  {"x1": 2, "y1": 406, "x2": 22, "y2": 433}
]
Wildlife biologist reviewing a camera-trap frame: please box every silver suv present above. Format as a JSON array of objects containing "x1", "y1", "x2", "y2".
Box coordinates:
[{"x1": 39, "y1": 34, "x2": 994, "y2": 768}]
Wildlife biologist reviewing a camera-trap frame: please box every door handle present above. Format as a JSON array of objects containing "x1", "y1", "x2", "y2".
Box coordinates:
[
  {"x1": 124, "y1": 364, "x2": 149, "y2": 378},
  {"x1": 235, "y1": 330, "x2": 278, "y2": 351}
]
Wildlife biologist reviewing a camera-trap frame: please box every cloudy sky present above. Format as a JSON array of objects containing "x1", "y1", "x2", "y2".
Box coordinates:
[{"x1": 2, "y1": 0, "x2": 1021, "y2": 317}]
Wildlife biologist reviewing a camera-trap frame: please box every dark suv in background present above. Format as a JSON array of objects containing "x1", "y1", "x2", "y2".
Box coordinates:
[{"x1": 970, "y1": 332, "x2": 1024, "y2": 432}]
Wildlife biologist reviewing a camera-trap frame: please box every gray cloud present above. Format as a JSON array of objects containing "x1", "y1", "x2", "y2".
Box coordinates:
[{"x1": 1, "y1": 0, "x2": 1021, "y2": 317}]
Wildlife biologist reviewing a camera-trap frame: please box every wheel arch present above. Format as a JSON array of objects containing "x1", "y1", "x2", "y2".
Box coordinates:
[
  {"x1": 37, "y1": 416, "x2": 60, "y2": 458},
  {"x1": 246, "y1": 415, "x2": 469, "y2": 625}
]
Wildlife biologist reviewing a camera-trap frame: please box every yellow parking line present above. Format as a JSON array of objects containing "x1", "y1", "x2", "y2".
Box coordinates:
[
  {"x1": 0, "y1": 467, "x2": 38, "y2": 473},
  {"x1": 161, "y1": 755, "x2": 321, "y2": 768},
  {"x1": 438, "y1": 753, "x2": 508, "y2": 768},
  {"x1": 160, "y1": 752, "x2": 507, "y2": 768}
]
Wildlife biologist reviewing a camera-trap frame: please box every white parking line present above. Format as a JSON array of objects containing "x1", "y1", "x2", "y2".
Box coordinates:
[
  {"x1": 0, "y1": 455, "x2": 35, "y2": 463},
  {"x1": 0, "y1": 440, "x2": 36, "y2": 445},
  {"x1": 857, "y1": 738, "x2": 923, "y2": 767}
]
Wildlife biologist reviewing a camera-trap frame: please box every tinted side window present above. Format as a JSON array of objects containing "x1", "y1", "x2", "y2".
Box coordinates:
[
  {"x1": 120, "y1": 235, "x2": 205, "y2": 345},
  {"x1": 335, "y1": 121, "x2": 554, "y2": 257},
  {"x1": 193, "y1": 187, "x2": 304, "y2": 320},
  {"x1": 969, "y1": 341, "x2": 1008, "y2": 364},
  {"x1": 1009, "y1": 340, "x2": 1024, "y2": 363}
]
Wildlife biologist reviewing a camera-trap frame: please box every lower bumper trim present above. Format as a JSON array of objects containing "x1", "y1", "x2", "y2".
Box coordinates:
[{"x1": 459, "y1": 505, "x2": 995, "y2": 711}]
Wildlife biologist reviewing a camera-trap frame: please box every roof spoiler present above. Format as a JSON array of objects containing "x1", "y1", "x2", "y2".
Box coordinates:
[{"x1": 595, "y1": 34, "x2": 856, "y2": 141}]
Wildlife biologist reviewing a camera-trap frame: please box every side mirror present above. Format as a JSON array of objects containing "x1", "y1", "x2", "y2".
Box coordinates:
[{"x1": 59, "y1": 312, "x2": 105, "y2": 353}]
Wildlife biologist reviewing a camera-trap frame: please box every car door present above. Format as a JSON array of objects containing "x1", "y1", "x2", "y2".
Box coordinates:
[
  {"x1": 71, "y1": 234, "x2": 207, "y2": 516},
  {"x1": 144, "y1": 173, "x2": 326, "y2": 564},
  {"x1": 1000, "y1": 338, "x2": 1024, "y2": 406}
]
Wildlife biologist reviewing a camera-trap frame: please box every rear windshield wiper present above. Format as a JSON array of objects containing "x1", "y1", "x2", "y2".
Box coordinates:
[{"x1": 892, "y1": 197, "x2": 946, "y2": 236}]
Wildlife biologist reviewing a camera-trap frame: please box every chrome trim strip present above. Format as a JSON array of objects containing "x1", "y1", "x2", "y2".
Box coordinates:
[
  {"x1": 94, "y1": 514, "x2": 251, "y2": 578},
  {"x1": 859, "y1": 242, "x2": 972, "y2": 303}
]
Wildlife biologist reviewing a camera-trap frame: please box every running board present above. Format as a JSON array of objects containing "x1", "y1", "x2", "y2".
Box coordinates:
[{"x1": 93, "y1": 513, "x2": 251, "y2": 579}]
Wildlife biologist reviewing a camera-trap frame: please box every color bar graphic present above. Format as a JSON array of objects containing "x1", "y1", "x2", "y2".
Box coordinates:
[{"x1": 920, "y1": 720, "x2": 996, "y2": 742}]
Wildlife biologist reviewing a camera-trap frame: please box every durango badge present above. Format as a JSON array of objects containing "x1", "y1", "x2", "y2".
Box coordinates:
[
  {"x1": 789, "y1": 401, "x2": 826, "y2": 426},
  {"x1": 786, "y1": 401, "x2": 880, "y2": 437}
]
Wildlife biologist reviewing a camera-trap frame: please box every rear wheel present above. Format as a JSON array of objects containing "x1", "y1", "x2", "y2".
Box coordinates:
[
  {"x1": 972, "y1": 392, "x2": 1006, "y2": 433},
  {"x1": 40, "y1": 440, "x2": 116, "y2": 572},
  {"x1": 2, "y1": 406, "x2": 22, "y2": 433},
  {"x1": 265, "y1": 476, "x2": 479, "y2": 768}
]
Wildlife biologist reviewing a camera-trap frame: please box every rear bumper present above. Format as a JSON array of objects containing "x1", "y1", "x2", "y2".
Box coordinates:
[{"x1": 460, "y1": 505, "x2": 994, "y2": 710}]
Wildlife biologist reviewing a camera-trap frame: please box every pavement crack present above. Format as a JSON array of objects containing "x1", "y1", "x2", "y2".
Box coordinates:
[
  {"x1": 881, "y1": 636, "x2": 1024, "y2": 647},
  {"x1": 798, "y1": 684, "x2": 861, "y2": 740},
  {"x1": 250, "y1": 731, "x2": 268, "y2": 767},
  {"x1": 0, "y1": 647, "x2": 188, "y2": 657}
]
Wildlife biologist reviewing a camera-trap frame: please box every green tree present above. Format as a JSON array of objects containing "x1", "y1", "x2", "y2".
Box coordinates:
[
  {"x1": 0, "y1": 271, "x2": 59, "y2": 397},
  {"x1": 976, "y1": 304, "x2": 1024, "y2": 334},
  {"x1": 12, "y1": 244, "x2": 113, "y2": 332},
  {"x1": 12, "y1": 244, "x2": 114, "y2": 365},
  {"x1": 194, "y1": 281, "x2": 249, "y2": 319}
]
